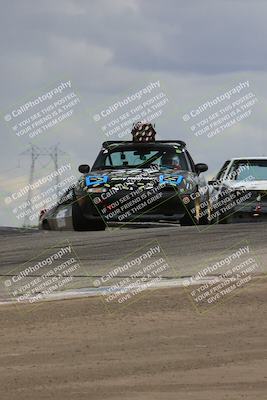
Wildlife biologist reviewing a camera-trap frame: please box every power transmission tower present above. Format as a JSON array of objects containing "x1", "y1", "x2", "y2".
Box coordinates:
[
  {"x1": 20, "y1": 143, "x2": 66, "y2": 226},
  {"x1": 49, "y1": 144, "x2": 60, "y2": 199}
]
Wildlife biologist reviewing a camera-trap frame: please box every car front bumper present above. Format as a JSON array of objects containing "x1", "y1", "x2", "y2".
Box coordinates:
[{"x1": 78, "y1": 188, "x2": 192, "y2": 223}]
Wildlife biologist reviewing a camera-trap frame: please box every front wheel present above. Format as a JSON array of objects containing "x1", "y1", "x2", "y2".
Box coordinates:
[
  {"x1": 72, "y1": 202, "x2": 106, "y2": 231},
  {"x1": 180, "y1": 212, "x2": 195, "y2": 226},
  {"x1": 180, "y1": 194, "x2": 211, "y2": 226},
  {"x1": 41, "y1": 220, "x2": 51, "y2": 230}
]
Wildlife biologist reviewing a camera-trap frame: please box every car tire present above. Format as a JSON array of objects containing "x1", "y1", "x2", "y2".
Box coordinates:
[
  {"x1": 42, "y1": 220, "x2": 51, "y2": 230},
  {"x1": 180, "y1": 214, "x2": 209, "y2": 226},
  {"x1": 72, "y1": 201, "x2": 106, "y2": 231},
  {"x1": 180, "y1": 195, "x2": 211, "y2": 226},
  {"x1": 219, "y1": 216, "x2": 231, "y2": 224},
  {"x1": 180, "y1": 215, "x2": 195, "y2": 226},
  {"x1": 180, "y1": 212, "x2": 195, "y2": 226}
]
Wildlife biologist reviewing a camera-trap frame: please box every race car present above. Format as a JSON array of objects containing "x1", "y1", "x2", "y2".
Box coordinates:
[
  {"x1": 209, "y1": 157, "x2": 267, "y2": 223},
  {"x1": 39, "y1": 122, "x2": 210, "y2": 231}
]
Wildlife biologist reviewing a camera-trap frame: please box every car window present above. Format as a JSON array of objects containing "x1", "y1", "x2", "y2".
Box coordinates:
[
  {"x1": 216, "y1": 160, "x2": 230, "y2": 181},
  {"x1": 228, "y1": 160, "x2": 267, "y2": 181},
  {"x1": 95, "y1": 147, "x2": 189, "y2": 170},
  {"x1": 106, "y1": 150, "x2": 159, "y2": 167}
]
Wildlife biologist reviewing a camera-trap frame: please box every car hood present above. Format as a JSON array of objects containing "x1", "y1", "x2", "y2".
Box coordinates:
[
  {"x1": 81, "y1": 168, "x2": 196, "y2": 191},
  {"x1": 90, "y1": 168, "x2": 192, "y2": 181},
  {"x1": 224, "y1": 180, "x2": 267, "y2": 191}
]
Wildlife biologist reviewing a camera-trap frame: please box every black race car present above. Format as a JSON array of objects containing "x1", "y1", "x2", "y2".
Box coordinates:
[{"x1": 39, "y1": 123, "x2": 210, "y2": 231}]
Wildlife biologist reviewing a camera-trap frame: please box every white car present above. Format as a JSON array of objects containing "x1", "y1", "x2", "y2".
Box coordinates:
[{"x1": 209, "y1": 157, "x2": 267, "y2": 223}]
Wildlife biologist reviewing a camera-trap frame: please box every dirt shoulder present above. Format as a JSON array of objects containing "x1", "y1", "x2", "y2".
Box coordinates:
[{"x1": 0, "y1": 279, "x2": 267, "y2": 400}]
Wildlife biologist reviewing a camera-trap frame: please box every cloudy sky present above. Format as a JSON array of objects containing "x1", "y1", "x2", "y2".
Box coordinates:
[{"x1": 1, "y1": 0, "x2": 267, "y2": 226}]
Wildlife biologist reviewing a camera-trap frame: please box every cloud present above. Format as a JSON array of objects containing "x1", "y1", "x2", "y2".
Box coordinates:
[{"x1": 0, "y1": 0, "x2": 267, "y2": 226}]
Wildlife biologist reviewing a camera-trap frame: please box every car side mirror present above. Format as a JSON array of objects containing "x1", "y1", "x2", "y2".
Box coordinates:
[
  {"x1": 195, "y1": 163, "x2": 208, "y2": 174},
  {"x1": 78, "y1": 164, "x2": 90, "y2": 174}
]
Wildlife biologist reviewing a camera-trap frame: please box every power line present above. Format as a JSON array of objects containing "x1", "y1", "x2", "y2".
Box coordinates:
[{"x1": 20, "y1": 143, "x2": 66, "y2": 226}]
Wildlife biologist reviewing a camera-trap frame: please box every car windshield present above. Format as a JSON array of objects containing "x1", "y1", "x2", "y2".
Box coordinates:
[
  {"x1": 229, "y1": 160, "x2": 267, "y2": 181},
  {"x1": 93, "y1": 145, "x2": 189, "y2": 170}
]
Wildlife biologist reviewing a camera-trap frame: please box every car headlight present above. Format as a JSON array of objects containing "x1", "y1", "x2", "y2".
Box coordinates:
[
  {"x1": 159, "y1": 174, "x2": 184, "y2": 186},
  {"x1": 85, "y1": 175, "x2": 108, "y2": 187},
  {"x1": 159, "y1": 175, "x2": 196, "y2": 193},
  {"x1": 80, "y1": 175, "x2": 110, "y2": 193}
]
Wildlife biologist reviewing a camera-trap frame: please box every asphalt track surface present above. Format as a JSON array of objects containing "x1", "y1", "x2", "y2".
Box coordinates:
[
  {"x1": 0, "y1": 222, "x2": 266, "y2": 302},
  {"x1": 1, "y1": 223, "x2": 267, "y2": 400}
]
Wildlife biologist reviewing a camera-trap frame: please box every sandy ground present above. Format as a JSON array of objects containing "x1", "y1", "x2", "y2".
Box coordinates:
[{"x1": 0, "y1": 278, "x2": 267, "y2": 400}]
